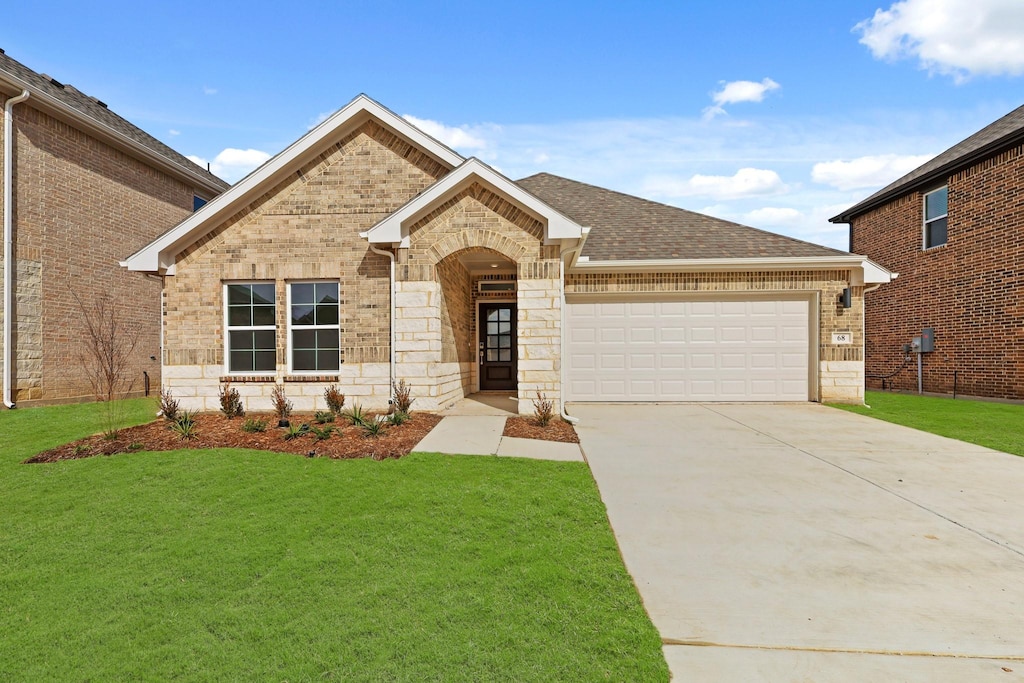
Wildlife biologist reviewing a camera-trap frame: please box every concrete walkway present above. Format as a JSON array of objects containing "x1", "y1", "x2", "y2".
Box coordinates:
[
  {"x1": 412, "y1": 394, "x2": 584, "y2": 462},
  {"x1": 572, "y1": 403, "x2": 1024, "y2": 682}
]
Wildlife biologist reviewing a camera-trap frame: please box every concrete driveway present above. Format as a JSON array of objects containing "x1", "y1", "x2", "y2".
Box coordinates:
[{"x1": 572, "y1": 403, "x2": 1024, "y2": 682}]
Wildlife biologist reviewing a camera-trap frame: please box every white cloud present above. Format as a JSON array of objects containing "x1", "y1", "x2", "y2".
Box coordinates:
[
  {"x1": 168, "y1": 129, "x2": 180, "y2": 137},
  {"x1": 203, "y1": 86, "x2": 218, "y2": 95},
  {"x1": 308, "y1": 111, "x2": 334, "y2": 130},
  {"x1": 743, "y1": 207, "x2": 803, "y2": 225},
  {"x1": 855, "y1": 0, "x2": 1024, "y2": 81},
  {"x1": 703, "y1": 78, "x2": 780, "y2": 119},
  {"x1": 642, "y1": 168, "x2": 788, "y2": 200},
  {"x1": 811, "y1": 153, "x2": 934, "y2": 190},
  {"x1": 402, "y1": 115, "x2": 488, "y2": 150},
  {"x1": 187, "y1": 148, "x2": 271, "y2": 183}
]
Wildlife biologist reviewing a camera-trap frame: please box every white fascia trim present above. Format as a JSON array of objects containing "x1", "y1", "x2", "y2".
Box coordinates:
[
  {"x1": 571, "y1": 255, "x2": 896, "y2": 284},
  {"x1": 365, "y1": 157, "x2": 584, "y2": 244},
  {"x1": 0, "y1": 73, "x2": 225, "y2": 196},
  {"x1": 124, "y1": 94, "x2": 465, "y2": 273}
]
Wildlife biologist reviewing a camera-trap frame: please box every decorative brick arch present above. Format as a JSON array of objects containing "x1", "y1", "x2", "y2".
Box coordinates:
[{"x1": 428, "y1": 229, "x2": 528, "y2": 265}]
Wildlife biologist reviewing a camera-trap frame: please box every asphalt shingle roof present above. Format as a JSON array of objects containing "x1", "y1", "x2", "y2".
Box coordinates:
[
  {"x1": 0, "y1": 49, "x2": 228, "y2": 192},
  {"x1": 831, "y1": 103, "x2": 1024, "y2": 223},
  {"x1": 516, "y1": 172, "x2": 846, "y2": 261}
]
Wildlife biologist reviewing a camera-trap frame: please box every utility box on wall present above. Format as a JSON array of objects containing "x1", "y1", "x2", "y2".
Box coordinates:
[{"x1": 920, "y1": 327, "x2": 935, "y2": 353}]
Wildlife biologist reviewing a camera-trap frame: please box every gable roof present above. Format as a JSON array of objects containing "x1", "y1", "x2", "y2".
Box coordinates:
[
  {"x1": 365, "y1": 158, "x2": 583, "y2": 246},
  {"x1": 517, "y1": 173, "x2": 848, "y2": 261},
  {"x1": 831, "y1": 103, "x2": 1024, "y2": 223},
  {"x1": 124, "y1": 94, "x2": 465, "y2": 272},
  {"x1": 0, "y1": 49, "x2": 227, "y2": 195}
]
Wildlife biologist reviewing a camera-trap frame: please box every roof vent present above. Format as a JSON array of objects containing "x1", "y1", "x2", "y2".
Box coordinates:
[
  {"x1": 90, "y1": 96, "x2": 108, "y2": 109},
  {"x1": 0, "y1": 48, "x2": 6, "y2": 55},
  {"x1": 41, "y1": 74, "x2": 65, "y2": 88}
]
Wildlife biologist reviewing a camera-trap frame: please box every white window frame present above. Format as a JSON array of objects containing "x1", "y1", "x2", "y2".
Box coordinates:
[
  {"x1": 286, "y1": 280, "x2": 341, "y2": 375},
  {"x1": 923, "y1": 186, "x2": 948, "y2": 250},
  {"x1": 223, "y1": 281, "x2": 277, "y2": 376}
]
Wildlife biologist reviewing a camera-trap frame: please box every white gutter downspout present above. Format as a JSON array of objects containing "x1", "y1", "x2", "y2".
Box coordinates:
[
  {"x1": 364, "y1": 238, "x2": 396, "y2": 401},
  {"x1": 3, "y1": 89, "x2": 30, "y2": 409},
  {"x1": 558, "y1": 232, "x2": 589, "y2": 425}
]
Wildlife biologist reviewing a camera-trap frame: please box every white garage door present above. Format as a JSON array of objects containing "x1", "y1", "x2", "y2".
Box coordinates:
[{"x1": 566, "y1": 298, "x2": 810, "y2": 401}]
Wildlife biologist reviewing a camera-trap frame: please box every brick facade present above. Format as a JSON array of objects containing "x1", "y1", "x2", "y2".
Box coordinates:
[
  {"x1": 163, "y1": 120, "x2": 449, "y2": 412},
  {"x1": 850, "y1": 142, "x2": 1024, "y2": 400},
  {"x1": 0, "y1": 94, "x2": 207, "y2": 406}
]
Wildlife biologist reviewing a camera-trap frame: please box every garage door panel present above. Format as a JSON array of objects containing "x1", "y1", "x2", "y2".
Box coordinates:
[{"x1": 567, "y1": 298, "x2": 810, "y2": 402}]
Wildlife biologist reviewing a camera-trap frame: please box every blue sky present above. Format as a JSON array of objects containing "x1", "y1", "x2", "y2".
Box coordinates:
[{"x1": 4, "y1": 0, "x2": 1024, "y2": 250}]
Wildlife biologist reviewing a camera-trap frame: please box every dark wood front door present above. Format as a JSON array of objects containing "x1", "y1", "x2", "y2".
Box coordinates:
[{"x1": 479, "y1": 303, "x2": 517, "y2": 391}]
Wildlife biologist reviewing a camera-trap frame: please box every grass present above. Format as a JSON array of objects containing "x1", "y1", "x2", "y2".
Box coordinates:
[
  {"x1": 0, "y1": 400, "x2": 668, "y2": 681},
  {"x1": 831, "y1": 390, "x2": 1024, "y2": 456}
]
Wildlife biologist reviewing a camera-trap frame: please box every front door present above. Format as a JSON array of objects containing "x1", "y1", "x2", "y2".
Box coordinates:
[{"x1": 479, "y1": 303, "x2": 517, "y2": 391}]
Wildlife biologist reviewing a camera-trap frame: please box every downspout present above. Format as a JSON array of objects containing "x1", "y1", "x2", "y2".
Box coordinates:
[
  {"x1": 558, "y1": 232, "x2": 589, "y2": 425},
  {"x1": 365, "y1": 239, "x2": 396, "y2": 400},
  {"x1": 3, "y1": 89, "x2": 30, "y2": 409}
]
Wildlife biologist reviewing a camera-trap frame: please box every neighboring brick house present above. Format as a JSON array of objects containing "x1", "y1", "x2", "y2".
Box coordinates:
[
  {"x1": 1, "y1": 50, "x2": 228, "y2": 407},
  {"x1": 126, "y1": 95, "x2": 892, "y2": 415},
  {"x1": 831, "y1": 104, "x2": 1024, "y2": 400}
]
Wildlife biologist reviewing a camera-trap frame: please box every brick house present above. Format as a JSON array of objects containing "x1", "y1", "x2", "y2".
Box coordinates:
[
  {"x1": 126, "y1": 95, "x2": 891, "y2": 415},
  {"x1": 1, "y1": 50, "x2": 229, "y2": 407},
  {"x1": 831, "y1": 104, "x2": 1024, "y2": 400}
]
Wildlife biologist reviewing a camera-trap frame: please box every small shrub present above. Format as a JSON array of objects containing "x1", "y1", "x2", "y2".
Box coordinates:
[
  {"x1": 314, "y1": 410, "x2": 335, "y2": 424},
  {"x1": 159, "y1": 388, "x2": 180, "y2": 422},
  {"x1": 170, "y1": 410, "x2": 198, "y2": 440},
  {"x1": 218, "y1": 380, "x2": 244, "y2": 418},
  {"x1": 283, "y1": 423, "x2": 310, "y2": 441},
  {"x1": 73, "y1": 444, "x2": 91, "y2": 456},
  {"x1": 102, "y1": 430, "x2": 120, "y2": 441},
  {"x1": 242, "y1": 417, "x2": 268, "y2": 433},
  {"x1": 310, "y1": 424, "x2": 334, "y2": 442},
  {"x1": 388, "y1": 410, "x2": 410, "y2": 426},
  {"x1": 324, "y1": 384, "x2": 345, "y2": 415},
  {"x1": 271, "y1": 384, "x2": 293, "y2": 422},
  {"x1": 360, "y1": 415, "x2": 389, "y2": 438},
  {"x1": 533, "y1": 391, "x2": 554, "y2": 427},
  {"x1": 392, "y1": 379, "x2": 414, "y2": 414},
  {"x1": 127, "y1": 442, "x2": 144, "y2": 451},
  {"x1": 343, "y1": 403, "x2": 367, "y2": 427}
]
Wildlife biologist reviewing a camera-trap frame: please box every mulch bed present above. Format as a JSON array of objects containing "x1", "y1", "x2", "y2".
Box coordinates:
[
  {"x1": 25, "y1": 412, "x2": 444, "y2": 464},
  {"x1": 503, "y1": 416, "x2": 580, "y2": 443}
]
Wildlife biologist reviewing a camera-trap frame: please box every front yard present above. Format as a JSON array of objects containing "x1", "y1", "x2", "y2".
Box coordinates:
[
  {"x1": 832, "y1": 390, "x2": 1024, "y2": 456},
  {"x1": 1, "y1": 400, "x2": 668, "y2": 681}
]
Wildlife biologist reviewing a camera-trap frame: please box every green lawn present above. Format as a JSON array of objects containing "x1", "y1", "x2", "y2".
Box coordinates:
[
  {"x1": 1, "y1": 401, "x2": 668, "y2": 681},
  {"x1": 832, "y1": 390, "x2": 1024, "y2": 456}
]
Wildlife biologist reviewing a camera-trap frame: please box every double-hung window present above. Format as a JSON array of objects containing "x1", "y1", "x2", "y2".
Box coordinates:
[
  {"x1": 924, "y1": 186, "x2": 948, "y2": 249},
  {"x1": 288, "y1": 282, "x2": 340, "y2": 373},
  {"x1": 226, "y1": 283, "x2": 276, "y2": 373}
]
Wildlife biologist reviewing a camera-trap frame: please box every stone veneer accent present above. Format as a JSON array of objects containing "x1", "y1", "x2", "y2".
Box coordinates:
[
  {"x1": 566, "y1": 270, "x2": 866, "y2": 403},
  {"x1": 163, "y1": 120, "x2": 447, "y2": 411},
  {"x1": 394, "y1": 183, "x2": 563, "y2": 413}
]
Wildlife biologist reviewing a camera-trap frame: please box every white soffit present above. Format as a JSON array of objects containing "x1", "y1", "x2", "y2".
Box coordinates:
[
  {"x1": 365, "y1": 157, "x2": 584, "y2": 245},
  {"x1": 124, "y1": 94, "x2": 465, "y2": 273}
]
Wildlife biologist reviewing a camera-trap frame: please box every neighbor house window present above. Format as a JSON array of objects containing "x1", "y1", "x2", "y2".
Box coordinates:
[
  {"x1": 225, "y1": 283, "x2": 276, "y2": 373},
  {"x1": 924, "y1": 186, "x2": 948, "y2": 249},
  {"x1": 288, "y1": 282, "x2": 339, "y2": 373}
]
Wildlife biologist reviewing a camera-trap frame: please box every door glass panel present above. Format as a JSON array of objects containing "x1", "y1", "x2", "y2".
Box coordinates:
[
  {"x1": 499, "y1": 308, "x2": 510, "y2": 321},
  {"x1": 487, "y1": 322, "x2": 498, "y2": 335},
  {"x1": 487, "y1": 335, "x2": 499, "y2": 348},
  {"x1": 499, "y1": 350, "x2": 511, "y2": 362},
  {"x1": 487, "y1": 310, "x2": 499, "y2": 321},
  {"x1": 499, "y1": 322, "x2": 510, "y2": 334},
  {"x1": 486, "y1": 349, "x2": 499, "y2": 362}
]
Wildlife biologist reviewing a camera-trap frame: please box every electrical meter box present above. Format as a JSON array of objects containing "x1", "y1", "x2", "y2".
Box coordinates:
[
  {"x1": 911, "y1": 337, "x2": 922, "y2": 353},
  {"x1": 920, "y1": 327, "x2": 935, "y2": 353}
]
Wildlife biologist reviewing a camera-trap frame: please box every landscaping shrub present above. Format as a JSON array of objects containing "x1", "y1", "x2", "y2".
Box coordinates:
[
  {"x1": 218, "y1": 381, "x2": 244, "y2": 418},
  {"x1": 533, "y1": 392, "x2": 554, "y2": 427},
  {"x1": 324, "y1": 384, "x2": 346, "y2": 415},
  {"x1": 392, "y1": 379, "x2": 414, "y2": 414},
  {"x1": 158, "y1": 388, "x2": 179, "y2": 422},
  {"x1": 271, "y1": 384, "x2": 293, "y2": 424}
]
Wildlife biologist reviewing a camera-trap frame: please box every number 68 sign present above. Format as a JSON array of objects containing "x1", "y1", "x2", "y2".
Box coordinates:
[{"x1": 832, "y1": 332, "x2": 852, "y2": 345}]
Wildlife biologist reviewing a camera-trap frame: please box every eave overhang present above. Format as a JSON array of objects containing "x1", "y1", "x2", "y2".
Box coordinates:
[
  {"x1": 570, "y1": 255, "x2": 895, "y2": 287},
  {"x1": 0, "y1": 72, "x2": 226, "y2": 197}
]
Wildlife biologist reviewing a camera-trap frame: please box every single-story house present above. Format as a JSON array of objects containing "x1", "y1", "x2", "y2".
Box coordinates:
[{"x1": 125, "y1": 95, "x2": 892, "y2": 415}]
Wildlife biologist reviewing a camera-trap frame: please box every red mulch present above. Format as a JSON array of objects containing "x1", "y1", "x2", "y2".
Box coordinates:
[
  {"x1": 502, "y1": 416, "x2": 580, "y2": 443},
  {"x1": 25, "y1": 412, "x2": 444, "y2": 464}
]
